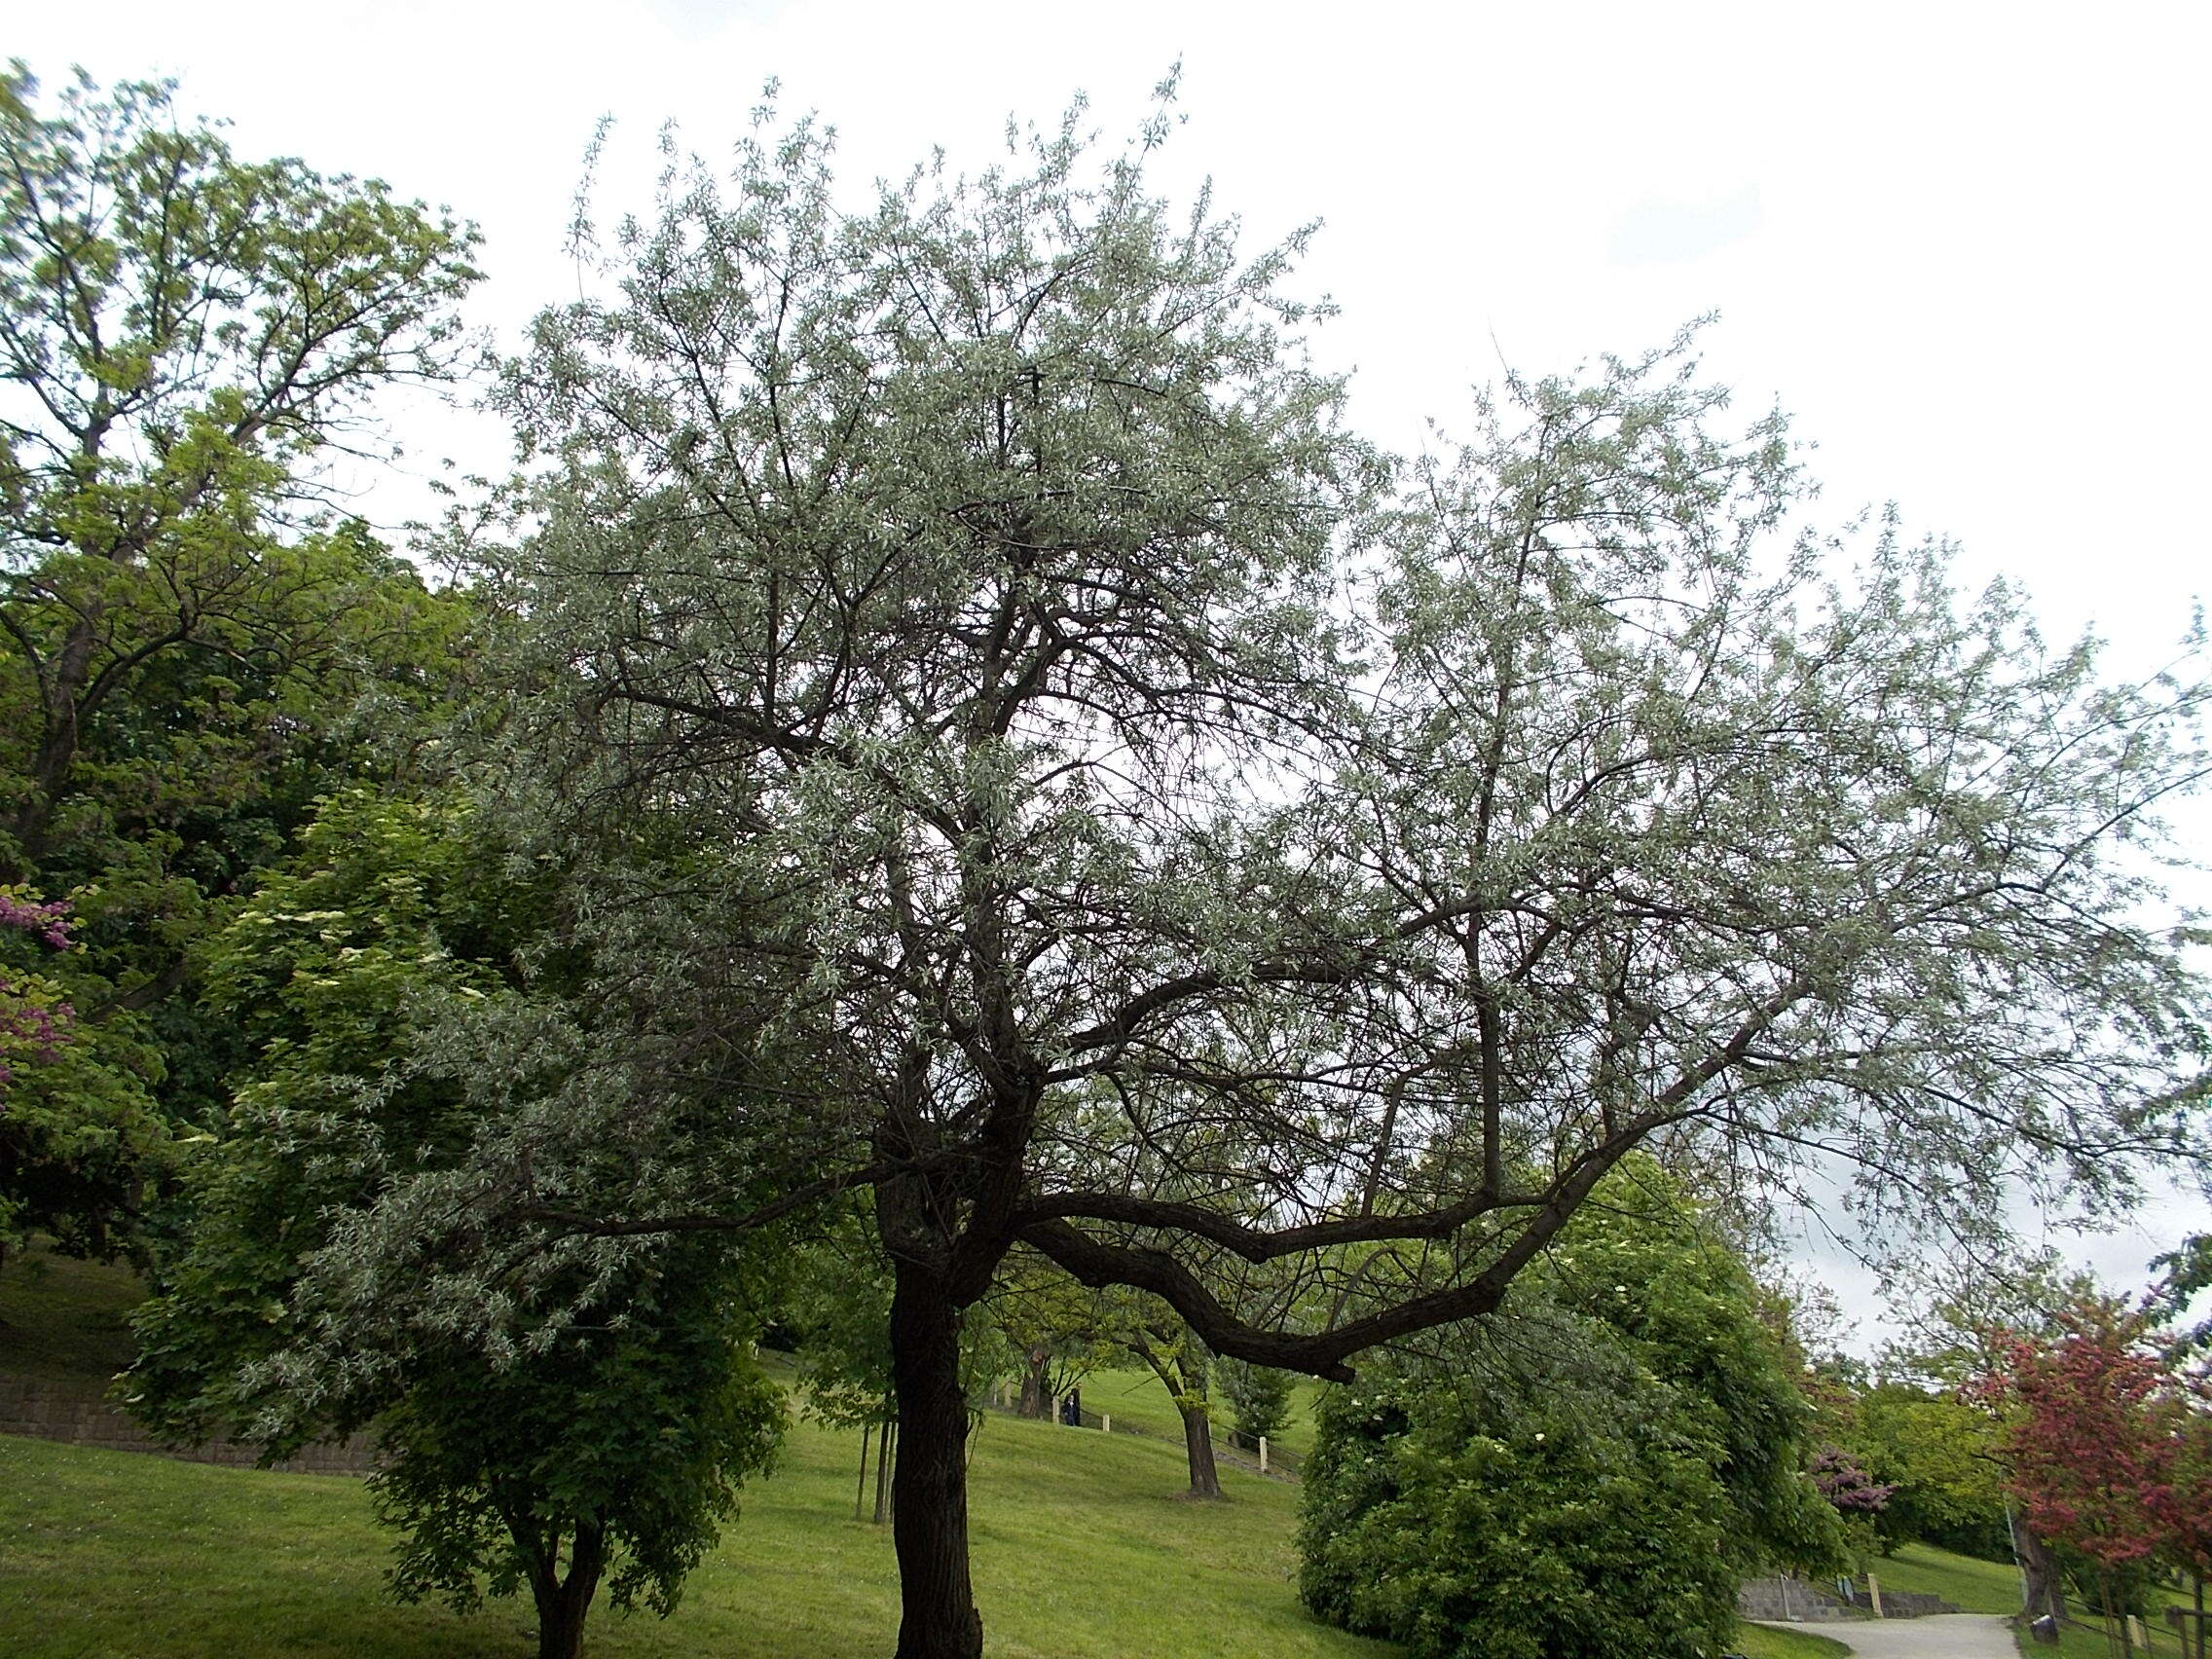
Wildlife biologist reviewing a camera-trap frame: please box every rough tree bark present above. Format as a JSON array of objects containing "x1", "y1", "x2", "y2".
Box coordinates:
[
  {"x1": 1178, "y1": 1399, "x2": 1223, "y2": 1500},
  {"x1": 1016, "y1": 1346, "x2": 1051, "y2": 1419},
  {"x1": 520, "y1": 1519, "x2": 606, "y2": 1659},
  {"x1": 888, "y1": 1264, "x2": 983, "y2": 1659}
]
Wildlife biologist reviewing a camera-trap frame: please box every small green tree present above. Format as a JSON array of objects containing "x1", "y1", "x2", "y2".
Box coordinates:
[
  {"x1": 1857, "y1": 1383, "x2": 2009, "y2": 1558},
  {"x1": 1114, "y1": 1298, "x2": 1224, "y2": 1497},
  {"x1": 124, "y1": 792, "x2": 785, "y2": 1659},
  {"x1": 1218, "y1": 1357, "x2": 1294, "y2": 1453},
  {"x1": 979, "y1": 1249, "x2": 1113, "y2": 1423},
  {"x1": 368, "y1": 1240, "x2": 784, "y2": 1659}
]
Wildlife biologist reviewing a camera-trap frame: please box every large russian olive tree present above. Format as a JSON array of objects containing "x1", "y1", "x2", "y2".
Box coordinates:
[{"x1": 398, "y1": 97, "x2": 2209, "y2": 1659}]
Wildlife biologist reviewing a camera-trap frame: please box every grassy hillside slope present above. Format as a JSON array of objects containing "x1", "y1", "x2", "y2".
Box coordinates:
[
  {"x1": 1072, "y1": 1364, "x2": 1324, "y2": 1460},
  {"x1": 0, "y1": 1420, "x2": 1883, "y2": 1659},
  {"x1": 0, "y1": 1414, "x2": 1390, "y2": 1659},
  {"x1": 0, "y1": 1244, "x2": 143, "y2": 1382},
  {"x1": 0, "y1": 1249, "x2": 1875, "y2": 1659}
]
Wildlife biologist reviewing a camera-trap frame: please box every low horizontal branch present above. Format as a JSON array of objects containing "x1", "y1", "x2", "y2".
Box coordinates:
[
  {"x1": 1007, "y1": 1188, "x2": 1548, "y2": 1262},
  {"x1": 1016, "y1": 1108, "x2": 1683, "y2": 1381}
]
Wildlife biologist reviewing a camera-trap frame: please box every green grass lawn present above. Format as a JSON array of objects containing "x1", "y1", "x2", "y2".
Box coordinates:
[
  {"x1": 0, "y1": 1416, "x2": 1877, "y2": 1659},
  {"x1": 1072, "y1": 1364, "x2": 1324, "y2": 1461},
  {"x1": 0, "y1": 1253, "x2": 1899, "y2": 1658},
  {"x1": 2023, "y1": 1610, "x2": 2196, "y2": 1659},
  {"x1": 1730, "y1": 1623, "x2": 1853, "y2": 1658},
  {"x1": 1867, "y1": 1540, "x2": 2024, "y2": 1615},
  {"x1": 1, "y1": 1406, "x2": 1398, "y2": 1659}
]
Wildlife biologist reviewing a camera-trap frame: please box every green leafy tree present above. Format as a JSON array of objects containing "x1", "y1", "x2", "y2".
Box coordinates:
[
  {"x1": 124, "y1": 792, "x2": 785, "y2": 1659},
  {"x1": 1857, "y1": 1383, "x2": 2009, "y2": 1558},
  {"x1": 1218, "y1": 1356, "x2": 1294, "y2": 1453},
  {"x1": 982, "y1": 1249, "x2": 1113, "y2": 1422},
  {"x1": 367, "y1": 1242, "x2": 785, "y2": 1659},
  {"x1": 1110, "y1": 1293, "x2": 1224, "y2": 1497},
  {"x1": 383, "y1": 87, "x2": 2210, "y2": 1659},
  {"x1": 2155, "y1": 1235, "x2": 2212, "y2": 1355},
  {"x1": 1302, "y1": 1330, "x2": 1742, "y2": 1659},
  {"x1": 1300, "y1": 1171, "x2": 1840, "y2": 1659},
  {"x1": 1525, "y1": 1165, "x2": 1843, "y2": 1573},
  {"x1": 0, "y1": 883, "x2": 163, "y2": 1261},
  {"x1": 0, "y1": 63, "x2": 480, "y2": 1257}
]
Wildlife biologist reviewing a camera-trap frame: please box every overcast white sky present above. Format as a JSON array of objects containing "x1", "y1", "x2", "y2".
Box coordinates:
[{"x1": 15, "y1": 0, "x2": 2207, "y2": 1349}]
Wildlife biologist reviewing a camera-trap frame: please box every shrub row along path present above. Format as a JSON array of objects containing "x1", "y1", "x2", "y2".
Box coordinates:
[{"x1": 1756, "y1": 1615, "x2": 2017, "y2": 1658}]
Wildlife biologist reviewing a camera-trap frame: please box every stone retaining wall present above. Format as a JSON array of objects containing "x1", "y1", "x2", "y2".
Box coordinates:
[
  {"x1": 0, "y1": 1376, "x2": 373, "y2": 1475},
  {"x1": 1738, "y1": 1575, "x2": 1961, "y2": 1622},
  {"x1": 1737, "y1": 1577, "x2": 1864, "y2": 1622}
]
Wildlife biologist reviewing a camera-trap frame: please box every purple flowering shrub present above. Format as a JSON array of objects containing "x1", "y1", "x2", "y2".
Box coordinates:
[
  {"x1": 0, "y1": 886, "x2": 75, "y2": 1088},
  {"x1": 1811, "y1": 1443, "x2": 1897, "y2": 1515}
]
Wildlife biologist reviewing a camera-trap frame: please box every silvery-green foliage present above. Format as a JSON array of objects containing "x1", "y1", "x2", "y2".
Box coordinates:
[
  {"x1": 446, "y1": 92, "x2": 1389, "y2": 1272},
  {"x1": 401, "y1": 89, "x2": 2209, "y2": 1378},
  {"x1": 1336, "y1": 339, "x2": 2211, "y2": 1252}
]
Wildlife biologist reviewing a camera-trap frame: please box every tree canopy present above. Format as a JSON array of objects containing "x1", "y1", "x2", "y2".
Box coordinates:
[
  {"x1": 340, "y1": 94, "x2": 2212, "y2": 1659},
  {"x1": 0, "y1": 62, "x2": 481, "y2": 1259},
  {"x1": 78, "y1": 84, "x2": 2212, "y2": 1659}
]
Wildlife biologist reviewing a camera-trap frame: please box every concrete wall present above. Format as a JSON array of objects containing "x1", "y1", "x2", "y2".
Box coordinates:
[{"x1": 1846, "y1": 1587, "x2": 1961, "y2": 1618}]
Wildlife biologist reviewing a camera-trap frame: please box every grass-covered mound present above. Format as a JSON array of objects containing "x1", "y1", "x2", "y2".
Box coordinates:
[
  {"x1": 0, "y1": 1413, "x2": 1393, "y2": 1659},
  {"x1": 0, "y1": 1249, "x2": 1878, "y2": 1659}
]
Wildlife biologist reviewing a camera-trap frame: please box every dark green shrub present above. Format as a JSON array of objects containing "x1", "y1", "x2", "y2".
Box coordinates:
[
  {"x1": 1299, "y1": 1323, "x2": 1740, "y2": 1659},
  {"x1": 1299, "y1": 1164, "x2": 1841, "y2": 1658}
]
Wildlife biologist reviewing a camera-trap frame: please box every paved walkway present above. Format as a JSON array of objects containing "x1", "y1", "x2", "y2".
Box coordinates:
[{"x1": 1755, "y1": 1614, "x2": 2017, "y2": 1657}]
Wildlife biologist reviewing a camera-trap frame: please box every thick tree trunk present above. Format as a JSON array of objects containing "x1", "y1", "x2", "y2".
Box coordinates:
[
  {"x1": 1179, "y1": 1401, "x2": 1223, "y2": 1499},
  {"x1": 889, "y1": 1265, "x2": 983, "y2": 1659},
  {"x1": 2010, "y1": 1508, "x2": 2066, "y2": 1627},
  {"x1": 524, "y1": 1520, "x2": 606, "y2": 1659},
  {"x1": 1016, "y1": 1346, "x2": 1051, "y2": 1419}
]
